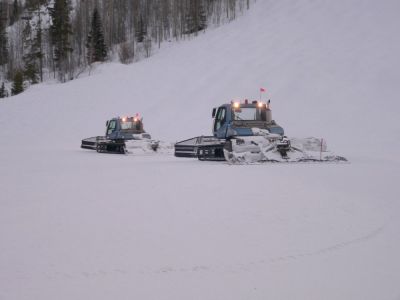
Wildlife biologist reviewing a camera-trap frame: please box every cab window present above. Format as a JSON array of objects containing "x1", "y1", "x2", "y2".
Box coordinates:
[
  {"x1": 107, "y1": 120, "x2": 117, "y2": 135},
  {"x1": 214, "y1": 107, "x2": 226, "y2": 131}
]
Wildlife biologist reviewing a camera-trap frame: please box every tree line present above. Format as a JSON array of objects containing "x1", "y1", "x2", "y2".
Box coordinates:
[{"x1": 0, "y1": 0, "x2": 252, "y2": 97}]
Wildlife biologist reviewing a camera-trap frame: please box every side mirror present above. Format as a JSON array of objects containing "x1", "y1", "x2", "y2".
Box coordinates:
[
  {"x1": 212, "y1": 108, "x2": 216, "y2": 118},
  {"x1": 106, "y1": 120, "x2": 109, "y2": 127}
]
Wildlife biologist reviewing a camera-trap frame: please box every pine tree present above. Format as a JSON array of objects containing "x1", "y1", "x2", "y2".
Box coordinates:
[
  {"x1": 11, "y1": 70, "x2": 24, "y2": 96},
  {"x1": 0, "y1": 9, "x2": 8, "y2": 66},
  {"x1": 86, "y1": 7, "x2": 107, "y2": 64},
  {"x1": 22, "y1": 1, "x2": 44, "y2": 84},
  {"x1": 25, "y1": 0, "x2": 45, "y2": 82},
  {"x1": 22, "y1": 19, "x2": 39, "y2": 84},
  {"x1": 24, "y1": 62, "x2": 39, "y2": 84},
  {"x1": 34, "y1": 12, "x2": 44, "y2": 82},
  {"x1": 49, "y1": 0, "x2": 73, "y2": 81},
  {"x1": 0, "y1": 82, "x2": 7, "y2": 98}
]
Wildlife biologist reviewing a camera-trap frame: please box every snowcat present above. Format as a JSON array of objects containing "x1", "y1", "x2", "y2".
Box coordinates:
[
  {"x1": 81, "y1": 115, "x2": 159, "y2": 154},
  {"x1": 174, "y1": 100, "x2": 347, "y2": 163}
]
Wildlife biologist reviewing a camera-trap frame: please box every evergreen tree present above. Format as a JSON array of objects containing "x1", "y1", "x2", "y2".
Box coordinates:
[
  {"x1": 49, "y1": 0, "x2": 73, "y2": 81},
  {"x1": 22, "y1": 19, "x2": 39, "y2": 84},
  {"x1": 0, "y1": 82, "x2": 7, "y2": 98},
  {"x1": 0, "y1": 9, "x2": 8, "y2": 66},
  {"x1": 24, "y1": 61, "x2": 39, "y2": 83},
  {"x1": 11, "y1": 70, "x2": 24, "y2": 96},
  {"x1": 86, "y1": 7, "x2": 107, "y2": 64},
  {"x1": 22, "y1": 3, "x2": 44, "y2": 83},
  {"x1": 34, "y1": 11, "x2": 44, "y2": 82}
]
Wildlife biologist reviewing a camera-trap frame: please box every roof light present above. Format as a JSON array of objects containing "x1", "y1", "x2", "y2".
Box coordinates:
[
  {"x1": 122, "y1": 117, "x2": 127, "y2": 122},
  {"x1": 258, "y1": 102, "x2": 264, "y2": 108},
  {"x1": 233, "y1": 102, "x2": 240, "y2": 108}
]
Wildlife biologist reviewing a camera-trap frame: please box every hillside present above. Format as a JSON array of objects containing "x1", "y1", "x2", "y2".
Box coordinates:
[{"x1": 1, "y1": 1, "x2": 399, "y2": 300}]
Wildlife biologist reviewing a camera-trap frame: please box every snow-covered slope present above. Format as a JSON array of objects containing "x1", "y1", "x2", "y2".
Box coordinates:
[{"x1": 1, "y1": 1, "x2": 399, "y2": 300}]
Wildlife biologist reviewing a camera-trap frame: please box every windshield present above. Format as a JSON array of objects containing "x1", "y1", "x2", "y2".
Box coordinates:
[
  {"x1": 233, "y1": 107, "x2": 265, "y2": 121},
  {"x1": 121, "y1": 120, "x2": 141, "y2": 130}
]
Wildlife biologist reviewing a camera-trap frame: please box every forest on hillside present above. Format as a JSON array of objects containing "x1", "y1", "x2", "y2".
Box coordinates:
[{"x1": 0, "y1": 0, "x2": 252, "y2": 97}]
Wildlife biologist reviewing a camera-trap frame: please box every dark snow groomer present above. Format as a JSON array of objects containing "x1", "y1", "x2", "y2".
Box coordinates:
[
  {"x1": 81, "y1": 115, "x2": 159, "y2": 154},
  {"x1": 175, "y1": 100, "x2": 347, "y2": 163}
]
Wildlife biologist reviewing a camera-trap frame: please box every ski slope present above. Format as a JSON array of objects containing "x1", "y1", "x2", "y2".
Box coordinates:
[{"x1": 1, "y1": 1, "x2": 400, "y2": 299}]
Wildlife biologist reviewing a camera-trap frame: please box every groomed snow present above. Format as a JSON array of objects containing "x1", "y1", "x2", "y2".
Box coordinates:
[{"x1": 1, "y1": 1, "x2": 399, "y2": 299}]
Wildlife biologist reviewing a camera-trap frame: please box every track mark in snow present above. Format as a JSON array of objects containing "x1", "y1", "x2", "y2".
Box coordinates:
[
  {"x1": 156, "y1": 265, "x2": 210, "y2": 275},
  {"x1": 151, "y1": 225, "x2": 385, "y2": 275},
  {"x1": 252, "y1": 225, "x2": 385, "y2": 268},
  {"x1": 31, "y1": 226, "x2": 384, "y2": 281},
  {"x1": 147, "y1": 225, "x2": 385, "y2": 276},
  {"x1": 300, "y1": 225, "x2": 384, "y2": 258}
]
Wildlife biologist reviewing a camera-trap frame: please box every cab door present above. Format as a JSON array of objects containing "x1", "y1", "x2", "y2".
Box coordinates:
[
  {"x1": 106, "y1": 120, "x2": 117, "y2": 138},
  {"x1": 213, "y1": 107, "x2": 227, "y2": 138}
]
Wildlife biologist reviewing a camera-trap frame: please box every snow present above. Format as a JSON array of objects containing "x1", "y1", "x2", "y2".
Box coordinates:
[{"x1": 1, "y1": 0, "x2": 400, "y2": 299}]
